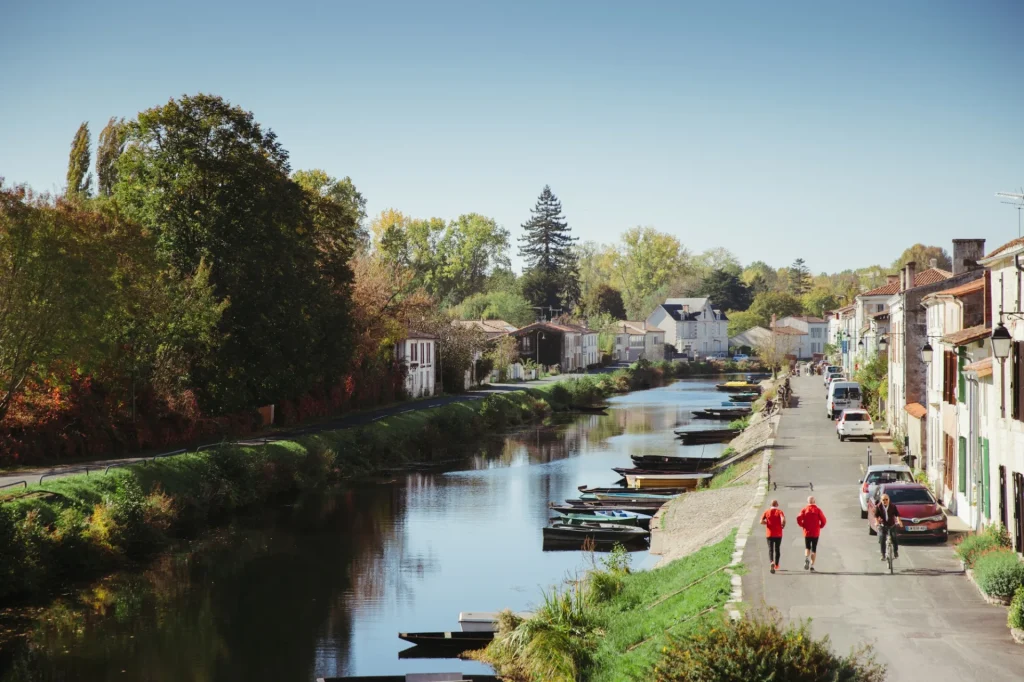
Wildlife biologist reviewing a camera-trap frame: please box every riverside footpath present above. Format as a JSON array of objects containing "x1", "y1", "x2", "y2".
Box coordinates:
[{"x1": 742, "y1": 374, "x2": 1020, "y2": 681}]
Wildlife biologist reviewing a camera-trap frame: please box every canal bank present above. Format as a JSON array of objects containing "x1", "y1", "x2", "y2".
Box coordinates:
[{"x1": 0, "y1": 376, "x2": 744, "y2": 680}]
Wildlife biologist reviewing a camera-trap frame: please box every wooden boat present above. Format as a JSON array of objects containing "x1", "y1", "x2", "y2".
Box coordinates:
[
  {"x1": 585, "y1": 491, "x2": 679, "y2": 501},
  {"x1": 458, "y1": 611, "x2": 532, "y2": 632},
  {"x1": 714, "y1": 382, "x2": 761, "y2": 392},
  {"x1": 553, "y1": 500, "x2": 665, "y2": 515},
  {"x1": 631, "y1": 454, "x2": 718, "y2": 470},
  {"x1": 624, "y1": 473, "x2": 713, "y2": 490},
  {"x1": 551, "y1": 510, "x2": 652, "y2": 529},
  {"x1": 398, "y1": 631, "x2": 494, "y2": 651},
  {"x1": 673, "y1": 428, "x2": 740, "y2": 445},
  {"x1": 615, "y1": 466, "x2": 707, "y2": 478},
  {"x1": 729, "y1": 393, "x2": 760, "y2": 402},
  {"x1": 543, "y1": 522, "x2": 649, "y2": 547},
  {"x1": 578, "y1": 484, "x2": 687, "y2": 495},
  {"x1": 691, "y1": 408, "x2": 751, "y2": 420}
]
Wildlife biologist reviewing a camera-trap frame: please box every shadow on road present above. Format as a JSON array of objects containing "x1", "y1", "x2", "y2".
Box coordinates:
[{"x1": 801, "y1": 568, "x2": 965, "y2": 577}]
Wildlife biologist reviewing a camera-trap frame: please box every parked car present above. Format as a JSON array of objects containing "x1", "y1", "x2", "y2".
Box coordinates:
[
  {"x1": 732, "y1": 354, "x2": 750, "y2": 362},
  {"x1": 827, "y1": 381, "x2": 862, "y2": 419},
  {"x1": 866, "y1": 482, "x2": 947, "y2": 541},
  {"x1": 823, "y1": 366, "x2": 841, "y2": 386},
  {"x1": 858, "y1": 464, "x2": 912, "y2": 518},
  {"x1": 705, "y1": 352, "x2": 728, "y2": 361},
  {"x1": 837, "y1": 409, "x2": 873, "y2": 441},
  {"x1": 824, "y1": 372, "x2": 845, "y2": 398}
]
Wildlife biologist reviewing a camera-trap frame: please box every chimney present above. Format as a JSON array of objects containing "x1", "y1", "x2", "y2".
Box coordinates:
[
  {"x1": 887, "y1": 275, "x2": 899, "y2": 286},
  {"x1": 899, "y1": 270, "x2": 906, "y2": 292},
  {"x1": 929, "y1": 258, "x2": 938, "y2": 269},
  {"x1": 904, "y1": 261, "x2": 917, "y2": 290},
  {"x1": 952, "y1": 239, "x2": 986, "y2": 275}
]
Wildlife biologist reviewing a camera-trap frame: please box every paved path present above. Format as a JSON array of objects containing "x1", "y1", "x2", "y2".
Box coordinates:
[
  {"x1": 0, "y1": 371, "x2": 607, "y2": 490},
  {"x1": 742, "y1": 374, "x2": 1021, "y2": 681}
]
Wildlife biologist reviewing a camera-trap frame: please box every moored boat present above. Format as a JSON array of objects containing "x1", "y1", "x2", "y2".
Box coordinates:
[
  {"x1": 714, "y1": 381, "x2": 761, "y2": 392},
  {"x1": 578, "y1": 484, "x2": 687, "y2": 495},
  {"x1": 542, "y1": 521, "x2": 650, "y2": 548},
  {"x1": 631, "y1": 454, "x2": 718, "y2": 470},
  {"x1": 397, "y1": 631, "x2": 494, "y2": 651},
  {"x1": 551, "y1": 510, "x2": 652, "y2": 529},
  {"x1": 624, "y1": 472, "x2": 713, "y2": 489},
  {"x1": 584, "y1": 491, "x2": 680, "y2": 501}
]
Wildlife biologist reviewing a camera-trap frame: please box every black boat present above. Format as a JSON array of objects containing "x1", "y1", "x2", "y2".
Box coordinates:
[
  {"x1": 728, "y1": 393, "x2": 760, "y2": 402},
  {"x1": 614, "y1": 466, "x2": 708, "y2": 477},
  {"x1": 631, "y1": 454, "x2": 718, "y2": 470},
  {"x1": 542, "y1": 522, "x2": 649, "y2": 548},
  {"x1": 674, "y1": 428, "x2": 740, "y2": 445},
  {"x1": 578, "y1": 484, "x2": 689, "y2": 495},
  {"x1": 397, "y1": 631, "x2": 494, "y2": 651},
  {"x1": 555, "y1": 499, "x2": 665, "y2": 515},
  {"x1": 691, "y1": 409, "x2": 751, "y2": 420}
]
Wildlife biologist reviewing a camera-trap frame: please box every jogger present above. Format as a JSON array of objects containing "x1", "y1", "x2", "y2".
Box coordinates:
[
  {"x1": 796, "y1": 496, "x2": 827, "y2": 572},
  {"x1": 760, "y1": 499, "x2": 786, "y2": 574}
]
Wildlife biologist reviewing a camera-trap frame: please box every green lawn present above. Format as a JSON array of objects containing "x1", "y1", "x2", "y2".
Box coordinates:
[{"x1": 589, "y1": 530, "x2": 736, "y2": 681}]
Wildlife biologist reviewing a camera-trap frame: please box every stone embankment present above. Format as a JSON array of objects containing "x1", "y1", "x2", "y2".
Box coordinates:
[{"x1": 650, "y1": 377, "x2": 781, "y2": 567}]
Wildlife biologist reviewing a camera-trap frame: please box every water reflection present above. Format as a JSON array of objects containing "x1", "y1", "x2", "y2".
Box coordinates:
[{"x1": 0, "y1": 379, "x2": 727, "y2": 681}]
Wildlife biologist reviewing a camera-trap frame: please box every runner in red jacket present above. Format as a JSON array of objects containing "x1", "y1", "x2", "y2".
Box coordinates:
[
  {"x1": 796, "y1": 496, "x2": 827, "y2": 572},
  {"x1": 760, "y1": 499, "x2": 786, "y2": 574}
]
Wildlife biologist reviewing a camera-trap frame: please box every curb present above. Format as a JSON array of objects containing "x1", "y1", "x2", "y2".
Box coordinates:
[
  {"x1": 724, "y1": 413, "x2": 779, "y2": 621},
  {"x1": 965, "y1": 567, "x2": 1014, "y2": 606}
]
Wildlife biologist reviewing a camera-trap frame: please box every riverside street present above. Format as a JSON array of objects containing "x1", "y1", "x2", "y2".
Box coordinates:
[{"x1": 742, "y1": 374, "x2": 1021, "y2": 682}]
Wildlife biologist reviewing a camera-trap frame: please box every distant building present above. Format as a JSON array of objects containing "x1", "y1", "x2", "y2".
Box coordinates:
[
  {"x1": 452, "y1": 319, "x2": 519, "y2": 385},
  {"x1": 396, "y1": 330, "x2": 437, "y2": 398},
  {"x1": 512, "y1": 321, "x2": 599, "y2": 372},
  {"x1": 646, "y1": 297, "x2": 728, "y2": 359},
  {"x1": 729, "y1": 326, "x2": 772, "y2": 351},
  {"x1": 611, "y1": 321, "x2": 666, "y2": 362},
  {"x1": 775, "y1": 316, "x2": 828, "y2": 359}
]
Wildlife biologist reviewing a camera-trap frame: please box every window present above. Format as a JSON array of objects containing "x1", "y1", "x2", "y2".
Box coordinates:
[
  {"x1": 944, "y1": 435, "x2": 955, "y2": 491},
  {"x1": 942, "y1": 351, "x2": 957, "y2": 404},
  {"x1": 876, "y1": 304, "x2": 884, "y2": 312},
  {"x1": 886, "y1": 488, "x2": 936, "y2": 505},
  {"x1": 411, "y1": 342, "x2": 417, "y2": 362},
  {"x1": 629, "y1": 335, "x2": 645, "y2": 346}
]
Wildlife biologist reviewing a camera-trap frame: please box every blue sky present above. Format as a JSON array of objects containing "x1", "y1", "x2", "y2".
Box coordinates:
[{"x1": 2, "y1": 0, "x2": 1022, "y2": 274}]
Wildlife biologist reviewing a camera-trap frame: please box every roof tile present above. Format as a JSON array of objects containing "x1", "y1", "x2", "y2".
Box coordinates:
[
  {"x1": 860, "y1": 268, "x2": 952, "y2": 297},
  {"x1": 941, "y1": 324, "x2": 989, "y2": 347}
]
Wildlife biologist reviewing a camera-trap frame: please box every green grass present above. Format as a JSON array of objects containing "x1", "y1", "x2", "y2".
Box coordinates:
[
  {"x1": 708, "y1": 457, "x2": 759, "y2": 490},
  {"x1": 589, "y1": 531, "x2": 736, "y2": 681}
]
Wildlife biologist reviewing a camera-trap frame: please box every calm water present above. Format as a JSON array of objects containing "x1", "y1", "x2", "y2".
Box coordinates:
[{"x1": 0, "y1": 379, "x2": 733, "y2": 681}]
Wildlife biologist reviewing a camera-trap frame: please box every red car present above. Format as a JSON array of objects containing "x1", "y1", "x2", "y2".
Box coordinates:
[{"x1": 866, "y1": 482, "x2": 947, "y2": 542}]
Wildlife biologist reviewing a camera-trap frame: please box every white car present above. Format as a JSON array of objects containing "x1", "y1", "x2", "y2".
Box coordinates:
[
  {"x1": 733, "y1": 354, "x2": 750, "y2": 362},
  {"x1": 824, "y1": 372, "x2": 845, "y2": 394},
  {"x1": 823, "y1": 366, "x2": 841, "y2": 386},
  {"x1": 858, "y1": 464, "x2": 913, "y2": 519},
  {"x1": 836, "y1": 409, "x2": 872, "y2": 441}
]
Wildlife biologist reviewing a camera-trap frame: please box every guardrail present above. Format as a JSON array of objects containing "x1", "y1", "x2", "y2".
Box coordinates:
[{"x1": 0, "y1": 480, "x2": 27, "y2": 490}]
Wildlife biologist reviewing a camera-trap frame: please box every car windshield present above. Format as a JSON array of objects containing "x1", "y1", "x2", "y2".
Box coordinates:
[
  {"x1": 867, "y1": 471, "x2": 912, "y2": 484},
  {"x1": 827, "y1": 366, "x2": 840, "y2": 373},
  {"x1": 834, "y1": 387, "x2": 861, "y2": 400},
  {"x1": 844, "y1": 413, "x2": 869, "y2": 421},
  {"x1": 885, "y1": 488, "x2": 935, "y2": 504}
]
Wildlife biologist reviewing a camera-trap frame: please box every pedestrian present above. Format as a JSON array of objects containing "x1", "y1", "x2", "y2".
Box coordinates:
[
  {"x1": 760, "y1": 499, "x2": 786, "y2": 574},
  {"x1": 796, "y1": 495, "x2": 827, "y2": 572}
]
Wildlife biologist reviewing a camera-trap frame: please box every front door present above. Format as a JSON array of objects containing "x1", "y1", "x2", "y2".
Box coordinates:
[
  {"x1": 1000, "y1": 466, "x2": 1008, "y2": 531},
  {"x1": 1014, "y1": 473, "x2": 1024, "y2": 554}
]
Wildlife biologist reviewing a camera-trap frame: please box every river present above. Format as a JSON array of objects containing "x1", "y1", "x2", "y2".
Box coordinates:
[{"x1": 0, "y1": 378, "x2": 735, "y2": 681}]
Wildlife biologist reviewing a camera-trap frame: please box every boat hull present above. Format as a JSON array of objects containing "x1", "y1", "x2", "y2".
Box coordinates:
[{"x1": 624, "y1": 473, "x2": 713, "y2": 489}]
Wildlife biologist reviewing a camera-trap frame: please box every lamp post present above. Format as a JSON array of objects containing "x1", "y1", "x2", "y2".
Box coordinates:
[{"x1": 992, "y1": 322, "x2": 1012, "y2": 417}]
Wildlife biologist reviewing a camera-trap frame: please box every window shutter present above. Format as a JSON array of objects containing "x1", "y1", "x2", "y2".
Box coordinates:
[
  {"x1": 983, "y1": 438, "x2": 991, "y2": 519},
  {"x1": 1014, "y1": 342, "x2": 1023, "y2": 421},
  {"x1": 957, "y1": 347, "x2": 966, "y2": 403},
  {"x1": 958, "y1": 437, "x2": 967, "y2": 494}
]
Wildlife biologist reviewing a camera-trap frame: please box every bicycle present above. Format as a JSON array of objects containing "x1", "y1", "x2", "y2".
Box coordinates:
[{"x1": 882, "y1": 526, "x2": 896, "y2": 574}]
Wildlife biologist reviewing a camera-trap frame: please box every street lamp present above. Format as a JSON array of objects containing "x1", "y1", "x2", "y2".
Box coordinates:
[
  {"x1": 991, "y1": 322, "x2": 1013, "y2": 360},
  {"x1": 921, "y1": 342, "x2": 933, "y2": 364},
  {"x1": 877, "y1": 335, "x2": 888, "y2": 353}
]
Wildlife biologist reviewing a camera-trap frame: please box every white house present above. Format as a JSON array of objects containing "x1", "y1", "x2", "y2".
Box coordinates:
[
  {"x1": 729, "y1": 326, "x2": 772, "y2": 352},
  {"x1": 452, "y1": 319, "x2": 520, "y2": 385},
  {"x1": 775, "y1": 316, "x2": 828, "y2": 359},
  {"x1": 612, "y1": 321, "x2": 665, "y2": 362},
  {"x1": 978, "y1": 237, "x2": 1024, "y2": 550},
  {"x1": 512, "y1": 321, "x2": 597, "y2": 372},
  {"x1": 646, "y1": 297, "x2": 728, "y2": 359},
  {"x1": 396, "y1": 330, "x2": 437, "y2": 398}
]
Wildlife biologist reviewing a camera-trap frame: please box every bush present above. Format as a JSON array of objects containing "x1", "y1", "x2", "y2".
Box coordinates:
[
  {"x1": 652, "y1": 610, "x2": 885, "y2": 682},
  {"x1": 973, "y1": 549, "x2": 1024, "y2": 600},
  {"x1": 1009, "y1": 585, "x2": 1024, "y2": 630},
  {"x1": 956, "y1": 523, "x2": 1012, "y2": 568}
]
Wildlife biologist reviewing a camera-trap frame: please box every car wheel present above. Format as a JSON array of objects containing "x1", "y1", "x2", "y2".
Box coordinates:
[
  {"x1": 868, "y1": 523, "x2": 877, "y2": 536},
  {"x1": 867, "y1": 435, "x2": 874, "y2": 442},
  {"x1": 861, "y1": 509, "x2": 868, "y2": 519}
]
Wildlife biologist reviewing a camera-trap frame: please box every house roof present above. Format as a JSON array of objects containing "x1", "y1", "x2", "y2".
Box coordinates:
[
  {"x1": 452, "y1": 319, "x2": 518, "y2": 338},
  {"x1": 869, "y1": 310, "x2": 890, "y2": 320},
  {"x1": 512, "y1": 321, "x2": 596, "y2": 336},
  {"x1": 985, "y1": 237, "x2": 1024, "y2": 260},
  {"x1": 771, "y1": 325, "x2": 808, "y2": 336},
  {"x1": 963, "y1": 357, "x2": 993, "y2": 379},
  {"x1": 859, "y1": 268, "x2": 953, "y2": 297},
  {"x1": 618, "y1": 321, "x2": 662, "y2": 335},
  {"x1": 664, "y1": 297, "x2": 709, "y2": 310},
  {"x1": 406, "y1": 329, "x2": 438, "y2": 340},
  {"x1": 834, "y1": 304, "x2": 856, "y2": 315},
  {"x1": 939, "y1": 279, "x2": 985, "y2": 298},
  {"x1": 904, "y1": 403, "x2": 927, "y2": 419},
  {"x1": 941, "y1": 324, "x2": 989, "y2": 347},
  {"x1": 781, "y1": 315, "x2": 826, "y2": 323}
]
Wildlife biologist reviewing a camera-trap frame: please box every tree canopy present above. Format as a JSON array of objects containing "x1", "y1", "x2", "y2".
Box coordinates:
[
  {"x1": 697, "y1": 270, "x2": 751, "y2": 312},
  {"x1": 519, "y1": 186, "x2": 579, "y2": 310},
  {"x1": 66, "y1": 122, "x2": 92, "y2": 197},
  {"x1": 892, "y1": 244, "x2": 951, "y2": 271}
]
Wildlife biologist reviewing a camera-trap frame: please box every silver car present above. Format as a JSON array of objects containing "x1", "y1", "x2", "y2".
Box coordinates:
[{"x1": 858, "y1": 464, "x2": 913, "y2": 518}]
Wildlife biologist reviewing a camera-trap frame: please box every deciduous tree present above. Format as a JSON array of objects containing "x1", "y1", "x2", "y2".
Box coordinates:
[
  {"x1": 66, "y1": 122, "x2": 93, "y2": 197},
  {"x1": 96, "y1": 117, "x2": 127, "y2": 197},
  {"x1": 892, "y1": 244, "x2": 951, "y2": 272}
]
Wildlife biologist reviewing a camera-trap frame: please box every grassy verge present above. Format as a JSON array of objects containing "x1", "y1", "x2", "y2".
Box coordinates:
[
  {"x1": 473, "y1": 532, "x2": 736, "y2": 682},
  {"x1": 707, "y1": 457, "x2": 759, "y2": 490}
]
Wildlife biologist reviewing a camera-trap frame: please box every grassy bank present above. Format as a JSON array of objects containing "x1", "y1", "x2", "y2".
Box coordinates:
[{"x1": 474, "y1": 532, "x2": 736, "y2": 682}]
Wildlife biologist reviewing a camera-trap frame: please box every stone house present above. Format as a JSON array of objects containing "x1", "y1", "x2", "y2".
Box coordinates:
[
  {"x1": 611, "y1": 321, "x2": 665, "y2": 362},
  {"x1": 646, "y1": 297, "x2": 728, "y2": 359},
  {"x1": 775, "y1": 316, "x2": 828, "y2": 359}
]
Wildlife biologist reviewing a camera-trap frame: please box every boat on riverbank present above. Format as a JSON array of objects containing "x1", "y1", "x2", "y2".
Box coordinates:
[
  {"x1": 614, "y1": 466, "x2": 707, "y2": 477},
  {"x1": 553, "y1": 500, "x2": 666, "y2": 515},
  {"x1": 542, "y1": 521, "x2": 650, "y2": 549},
  {"x1": 397, "y1": 630, "x2": 494, "y2": 651},
  {"x1": 673, "y1": 429, "x2": 740, "y2": 445},
  {"x1": 551, "y1": 509, "x2": 652, "y2": 529},
  {"x1": 714, "y1": 381, "x2": 762, "y2": 392},
  {"x1": 631, "y1": 454, "x2": 719, "y2": 469},
  {"x1": 691, "y1": 407, "x2": 751, "y2": 420},
  {"x1": 578, "y1": 484, "x2": 687, "y2": 495},
  {"x1": 728, "y1": 392, "x2": 760, "y2": 402},
  {"x1": 585, "y1": 491, "x2": 679, "y2": 501},
  {"x1": 624, "y1": 472, "x2": 713, "y2": 489}
]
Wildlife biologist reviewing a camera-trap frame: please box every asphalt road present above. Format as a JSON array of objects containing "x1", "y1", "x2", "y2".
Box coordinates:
[
  {"x1": 0, "y1": 370, "x2": 607, "y2": 490},
  {"x1": 742, "y1": 374, "x2": 1021, "y2": 681}
]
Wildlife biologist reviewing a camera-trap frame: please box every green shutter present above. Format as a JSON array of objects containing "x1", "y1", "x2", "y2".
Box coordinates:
[
  {"x1": 957, "y1": 348, "x2": 966, "y2": 403},
  {"x1": 958, "y1": 437, "x2": 967, "y2": 494},
  {"x1": 983, "y1": 438, "x2": 991, "y2": 519}
]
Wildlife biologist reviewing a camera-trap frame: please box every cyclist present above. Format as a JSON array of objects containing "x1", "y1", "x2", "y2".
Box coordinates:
[
  {"x1": 796, "y1": 496, "x2": 827, "y2": 571},
  {"x1": 874, "y1": 492, "x2": 903, "y2": 561},
  {"x1": 760, "y1": 499, "x2": 786, "y2": 574}
]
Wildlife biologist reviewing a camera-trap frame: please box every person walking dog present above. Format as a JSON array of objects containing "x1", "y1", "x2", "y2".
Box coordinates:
[
  {"x1": 760, "y1": 499, "x2": 786, "y2": 574},
  {"x1": 797, "y1": 496, "x2": 827, "y2": 572}
]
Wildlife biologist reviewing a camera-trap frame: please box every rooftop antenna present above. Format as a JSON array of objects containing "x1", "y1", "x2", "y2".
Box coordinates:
[{"x1": 997, "y1": 189, "x2": 1024, "y2": 238}]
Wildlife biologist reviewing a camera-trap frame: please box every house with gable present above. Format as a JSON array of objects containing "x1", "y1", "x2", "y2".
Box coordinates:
[
  {"x1": 646, "y1": 297, "x2": 728, "y2": 359},
  {"x1": 775, "y1": 315, "x2": 828, "y2": 359}
]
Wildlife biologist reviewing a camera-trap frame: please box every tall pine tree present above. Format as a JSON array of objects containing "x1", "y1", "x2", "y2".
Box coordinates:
[
  {"x1": 66, "y1": 122, "x2": 93, "y2": 197},
  {"x1": 518, "y1": 185, "x2": 579, "y2": 311},
  {"x1": 788, "y1": 258, "x2": 811, "y2": 296}
]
